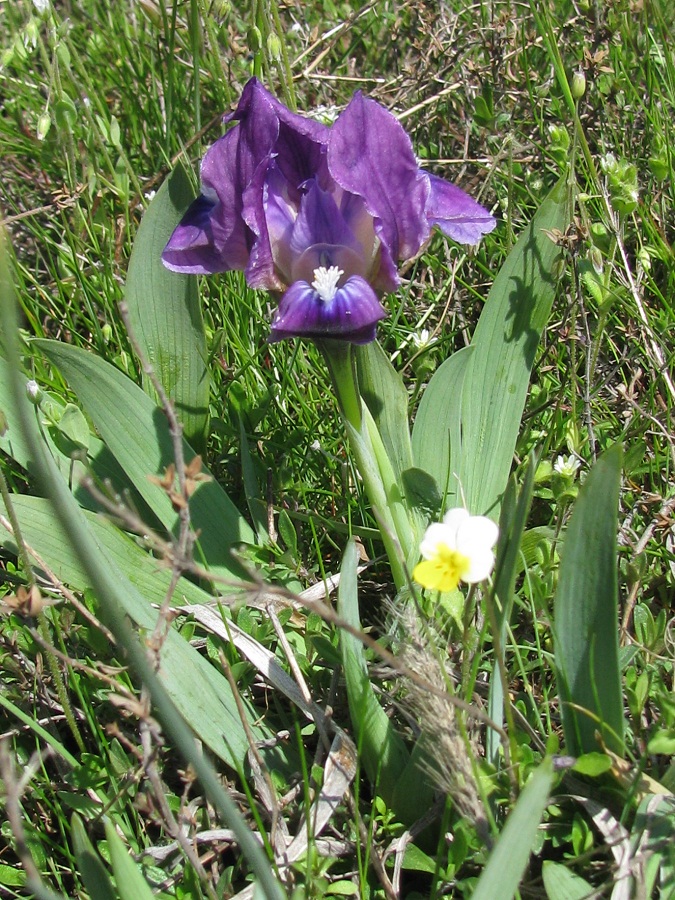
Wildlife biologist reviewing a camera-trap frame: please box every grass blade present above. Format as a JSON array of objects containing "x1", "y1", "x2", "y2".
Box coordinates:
[{"x1": 472, "y1": 758, "x2": 554, "y2": 900}]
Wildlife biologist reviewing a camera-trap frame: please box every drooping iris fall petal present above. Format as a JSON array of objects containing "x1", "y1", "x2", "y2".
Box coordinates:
[{"x1": 270, "y1": 270, "x2": 387, "y2": 345}]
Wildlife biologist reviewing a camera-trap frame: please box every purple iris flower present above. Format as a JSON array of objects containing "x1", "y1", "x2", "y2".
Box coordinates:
[{"x1": 162, "y1": 78, "x2": 496, "y2": 344}]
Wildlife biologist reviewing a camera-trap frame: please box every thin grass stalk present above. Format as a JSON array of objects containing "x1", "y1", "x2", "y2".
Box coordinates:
[
  {"x1": 265, "y1": 0, "x2": 296, "y2": 111},
  {"x1": 189, "y1": 0, "x2": 202, "y2": 133},
  {"x1": 0, "y1": 228, "x2": 285, "y2": 900}
]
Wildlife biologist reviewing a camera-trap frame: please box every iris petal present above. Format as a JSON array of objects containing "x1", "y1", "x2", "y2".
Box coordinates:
[
  {"x1": 426, "y1": 174, "x2": 497, "y2": 245},
  {"x1": 161, "y1": 131, "x2": 251, "y2": 274},
  {"x1": 290, "y1": 181, "x2": 363, "y2": 260},
  {"x1": 270, "y1": 275, "x2": 386, "y2": 344},
  {"x1": 328, "y1": 92, "x2": 431, "y2": 265}
]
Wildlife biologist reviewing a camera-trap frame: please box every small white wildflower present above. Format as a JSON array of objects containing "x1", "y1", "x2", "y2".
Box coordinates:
[
  {"x1": 24, "y1": 19, "x2": 39, "y2": 49},
  {"x1": 553, "y1": 454, "x2": 581, "y2": 479},
  {"x1": 412, "y1": 327, "x2": 434, "y2": 350},
  {"x1": 36, "y1": 112, "x2": 51, "y2": 141},
  {"x1": 32, "y1": 0, "x2": 50, "y2": 14},
  {"x1": 413, "y1": 508, "x2": 498, "y2": 593},
  {"x1": 310, "y1": 439, "x2": 321, "y2": 452}
]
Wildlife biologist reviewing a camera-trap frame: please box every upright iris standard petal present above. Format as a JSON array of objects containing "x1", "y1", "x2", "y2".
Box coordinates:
[
  {"x1": 270, "y1": 271, "x2": 387, "y2": 344},
  {"x1": 289, "y1": 180, "x2": 363, "y2": 261},
  {"x1": 162, "y1": 77, "x2": 496, "y2": 344},
  {"x1": 328, "y1": 92, "x2": 431, "y2": 287}
]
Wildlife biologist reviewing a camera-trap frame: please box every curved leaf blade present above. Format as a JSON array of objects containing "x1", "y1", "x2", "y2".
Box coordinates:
[
  {"x1": 71, "y1": 814, "x2": 118, "y2": 900},
  {"x1": 103, "y1": 820, "x2": 155, "y2": 900},
  {"x1": 34, "y1": 339, "x2": 254, "y2": 577},
  {"x1": 1, "y1": 493, "x2": 267, "y2": 766},
  {"x1": 411, "y1": 345, "x2": 474, "y2": 509},
  {"x1": 461, "y1": 178, "x2": 569, "y2": 517},
  {"x1": 337, "y1": 539, "x2": 418, "y2": 819},
  {"x1": 472, "y1": 759, "x2": 554, "y2": 900},
  {"x1": 125, "y1": 164, "x2": 209, "y2": 451},
  {"x1": 553, "y1": 444, "x2": 624, "y2": 755},
  {"x1": 356, "y1": 340, "x2": 414, "y2": 479}
]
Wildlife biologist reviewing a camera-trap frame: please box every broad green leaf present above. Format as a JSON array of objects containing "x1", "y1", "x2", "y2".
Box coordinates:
[
  {"x1": 0, "y1": 355, "x2": 142, "y2": 516},
  {"x1": 337, "y1": 539, "x2": 417, "y2": 819},
  {"x1": 125, "y1": 164, "x2": 209, "y2": 450},
  {"x1": 0, "y1": 865, "x2": 26, "y2": 887},
  {"x1": 472, "y1": 759, "x2": 554, "y2": 900},
  {"x1": 541, "y1": 860, "x2": 594, "y2": 899},
  {"x1": 391, "y1": 737, "x2": 435, "y2": 826},
  {"x1": 104, "y1": 820, "x2": 155, "y2": 900},
  {"x1": 412, "y1": 345, "x2": 473, "y2": 509},
  {"x1": 401, "y1": 844, "x2": 437, "y2": 874},
  {"x1": 356, "y1": 342, "x2": 428, "y2": 547},
  {"x1": 631, "y1": 794, "x2": 675, "y2": 898},
  {"x1": 71, "y1": 814, "x2": 118, "y2": 900},
  {"x1": 0, "y1": 692, "x2": 78, "y2": 768},
  {"x1": 1, "y1": 493, "x2": 267, "y2": 766},
  {"x1": 35, "y1": 339, "x2": 254, "y2": 578},
  {"x1": 2, "y1": 493, "x2": 209, "y2": 607},
  {"x1": 0, "y1": 356, "x2": 83, "y2": 482},
  {"x1": 56, "y1": 403, "x2": 90, "y2": 450},
  {"x1": 571, "y1": 752, "x2": 612, "y2": 777},
  {"x1": 356, "y1": 341, "x2": 414, "y2": 479},
  {"x1": 461, "y1": 178, "x2": 569, "y2": 518},
  {"x1": 553, "y1": 444, "x2": 624, "y2": 755}
]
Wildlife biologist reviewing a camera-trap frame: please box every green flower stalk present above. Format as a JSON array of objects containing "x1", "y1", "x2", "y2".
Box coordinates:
[{"x1": 320, "y1": 340, "x2": 414, "y2": 590}]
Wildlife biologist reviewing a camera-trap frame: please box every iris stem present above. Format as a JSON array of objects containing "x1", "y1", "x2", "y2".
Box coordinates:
[
  {"x1": 320, "y1": 341, "x2": 362, "y2": 432},
  {"x1": 320, "y1": 341, "x2": 409, "y2": 590}
]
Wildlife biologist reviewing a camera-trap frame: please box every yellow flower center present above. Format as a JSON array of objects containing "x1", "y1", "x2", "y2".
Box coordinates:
[{"x1": 413, "y1": 545, "x2": 471, "y2": 593}]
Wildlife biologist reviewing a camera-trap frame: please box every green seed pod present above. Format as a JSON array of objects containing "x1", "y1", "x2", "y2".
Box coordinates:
[
  {"x1": 571, "y1": 69, "x2": 586, "y2": 100},
  {"x1": 247, "y1": 25, "x2": 263, "y2": 53},
  {"x1": 37, "y1": 111, "x2": 51, "y2": 141},
  {"x1": 266, "y1": 32, "x2": 282, "y2": 61},
  {"x1": 589, "y1": 245, "x2": 603, "y2": 276}
]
